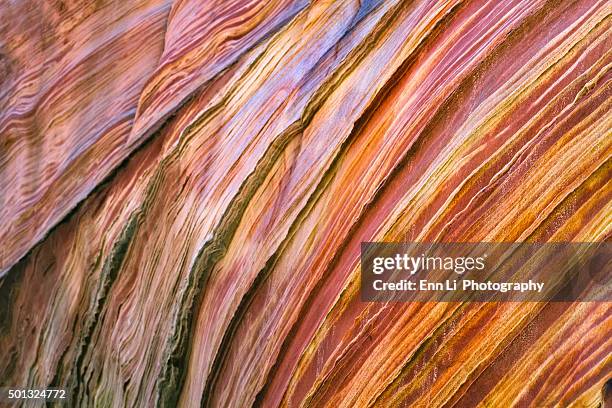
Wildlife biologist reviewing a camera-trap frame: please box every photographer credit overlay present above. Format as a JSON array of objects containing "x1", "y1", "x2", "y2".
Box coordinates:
[{"x1": 361, "y1": 243, "x2": 611, "y2": 302}]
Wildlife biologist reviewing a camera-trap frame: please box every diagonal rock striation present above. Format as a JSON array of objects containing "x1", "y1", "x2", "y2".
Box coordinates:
[{"x1": 0, "y1": 0, "x2": 610, "y2": 407}]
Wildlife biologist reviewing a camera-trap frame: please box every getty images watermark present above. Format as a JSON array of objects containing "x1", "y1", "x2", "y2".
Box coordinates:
[{"x1": 360, "y1": 243, "x2": 610, "y2": 302}]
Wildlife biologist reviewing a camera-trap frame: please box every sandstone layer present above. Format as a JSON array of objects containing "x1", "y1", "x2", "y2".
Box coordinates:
[{"x1": 0, "y1": 0, "x2": 611, "y2": 407}]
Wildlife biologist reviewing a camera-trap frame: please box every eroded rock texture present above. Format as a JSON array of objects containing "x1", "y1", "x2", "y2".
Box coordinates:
[{"x1": 0, "y1": 0, "x2": 610, "y2": 406}]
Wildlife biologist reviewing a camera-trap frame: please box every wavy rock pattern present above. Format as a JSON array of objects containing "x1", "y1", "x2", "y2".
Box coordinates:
[{"x1": 0, "y1": 0, "x2": 610, "y2": 407}]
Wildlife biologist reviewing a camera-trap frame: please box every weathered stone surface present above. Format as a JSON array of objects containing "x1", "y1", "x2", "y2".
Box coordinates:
[{"x1": 0, "y1": 0, "x2": 610, "y2": 406}]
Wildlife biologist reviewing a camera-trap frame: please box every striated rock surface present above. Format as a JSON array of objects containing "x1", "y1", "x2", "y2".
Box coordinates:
[
  {"x1": 0, "y1": 0, "x2": 173, "y2": 274},
  {"x1": 0, "y1": 0, "x2": 610, "y2": 407}
]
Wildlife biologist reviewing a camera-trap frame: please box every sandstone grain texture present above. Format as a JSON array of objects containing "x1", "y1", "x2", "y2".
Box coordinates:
[{"x1": 0, "y1": 0, "x2": 610, "y2": 407}]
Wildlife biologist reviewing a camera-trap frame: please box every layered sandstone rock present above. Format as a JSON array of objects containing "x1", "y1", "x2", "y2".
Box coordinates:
[{"x1": 0, "y1": 0, "x2": 610, "y2": 407}]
